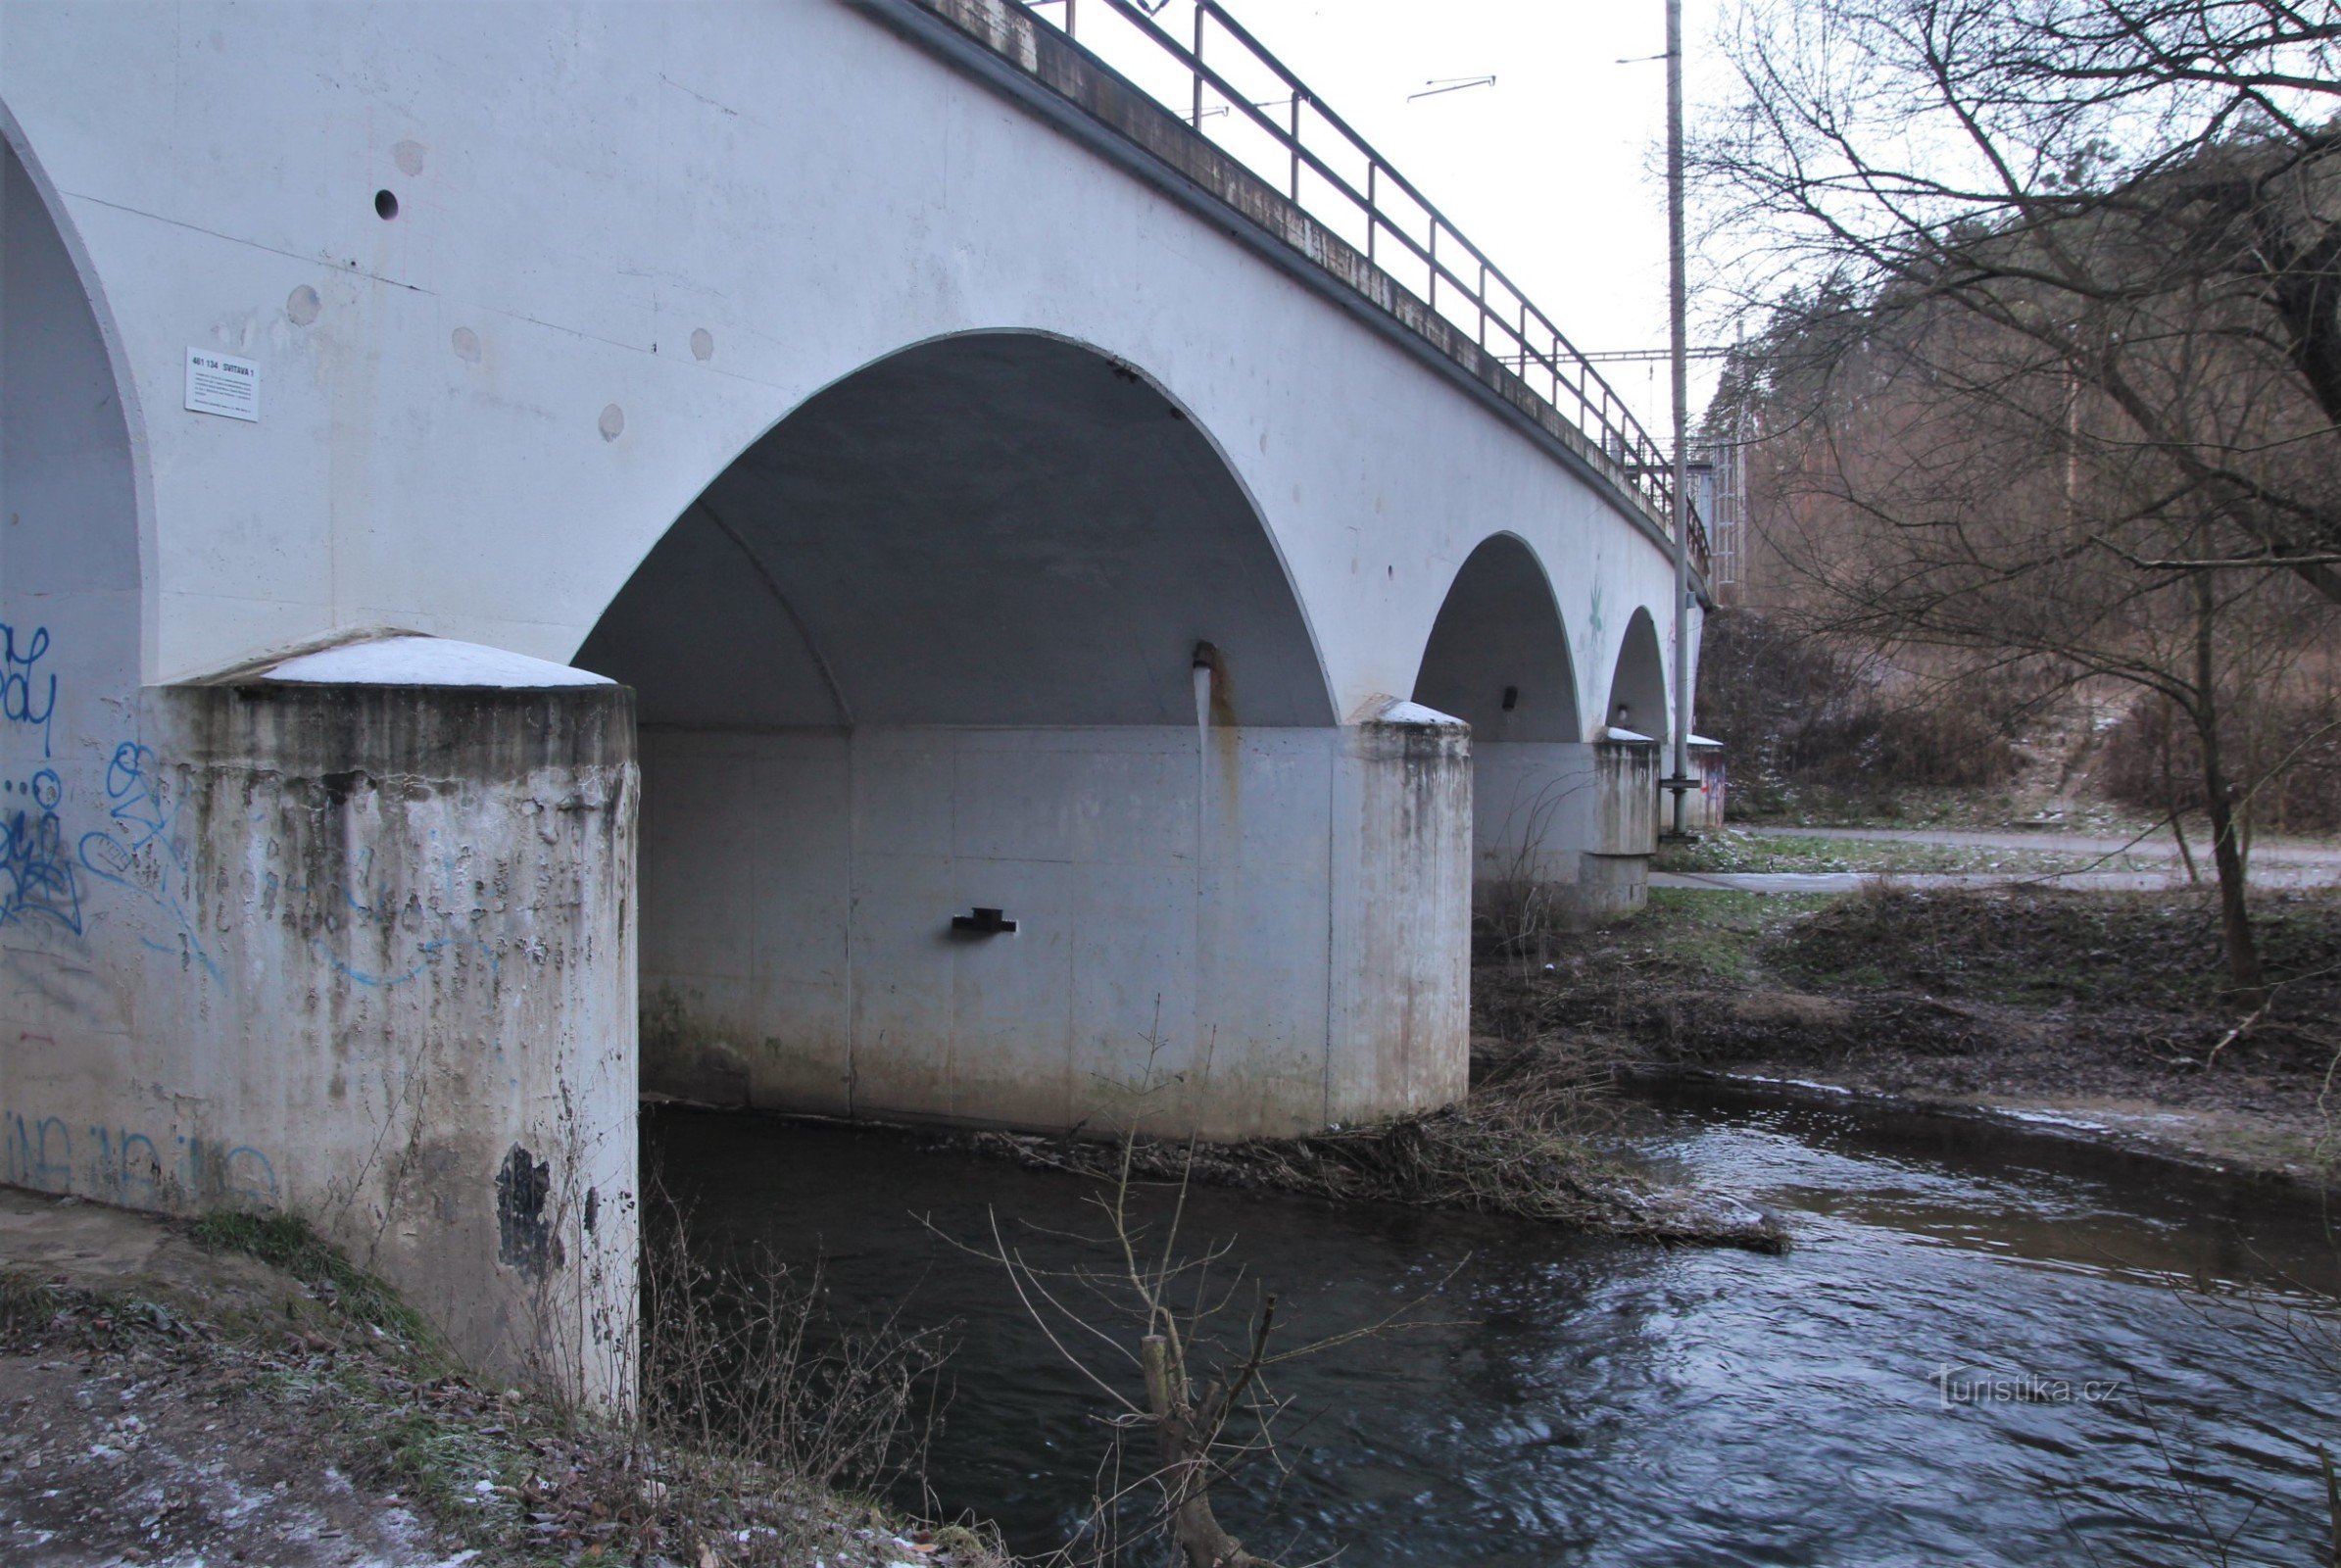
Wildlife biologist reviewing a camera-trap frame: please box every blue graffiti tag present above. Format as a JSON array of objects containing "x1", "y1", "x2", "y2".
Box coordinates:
[
  {"x1": 98, "y1": 743, "x2": 182, "y2": 866},
  {"x1": 6, "y1": 1111, "x2": 73, "y2": 1192},
  {"x1": 78, "y1": 741, "x2": 221, "y2": 985},
  {"x1": 297, "y1": 843, "x2": 501, "y2": 989},
  {"x1": 0, "y1": 769, "x2": 82, "y2": 933},
  {"x1": 6, "y1": 1111, "x2": 280, "y2": 1210},
  {"x1": 0, "y1": 623, "x2": 56, "y2": 758}
]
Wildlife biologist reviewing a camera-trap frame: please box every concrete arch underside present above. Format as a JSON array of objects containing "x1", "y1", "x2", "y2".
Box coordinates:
[
  {"x1": 580, "y1": 332, "x2": 1468, "y2": 1140},
  {"x1": 1410, "y1": 536, "x2": 1654, "y2": 930}
]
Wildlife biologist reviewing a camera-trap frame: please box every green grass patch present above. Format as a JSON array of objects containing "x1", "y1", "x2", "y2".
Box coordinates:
[
  {"x1": 0, "y1": 1267, "x2": 56, "y2": 1342},
  {"x1": 190, "y1": 1210, "x2": 437, "y2": 1350}
]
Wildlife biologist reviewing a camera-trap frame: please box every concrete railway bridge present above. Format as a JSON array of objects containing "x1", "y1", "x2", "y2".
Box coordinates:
[{"x1": 0, "y1": 0, "x2": 1710, "y2": 1393}]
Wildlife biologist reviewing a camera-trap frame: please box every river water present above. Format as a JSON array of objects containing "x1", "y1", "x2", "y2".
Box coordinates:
[{"x1": 647, "y1": 1091, "x2": 2339, "y2": 1566}]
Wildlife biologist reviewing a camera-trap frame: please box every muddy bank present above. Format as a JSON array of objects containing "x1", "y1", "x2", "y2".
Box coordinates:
[
  {"x1": 1485, "y1": 884, "x2": 2341, "y2": 1188},
  {"x1": 0, "y1": 1189, "x2": 1006, "y2": 1568}
]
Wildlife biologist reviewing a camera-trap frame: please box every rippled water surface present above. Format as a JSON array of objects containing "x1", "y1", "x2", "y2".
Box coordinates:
[{"x1": 648, "y1": 1093, "x2": 2340, "y2": 1566}]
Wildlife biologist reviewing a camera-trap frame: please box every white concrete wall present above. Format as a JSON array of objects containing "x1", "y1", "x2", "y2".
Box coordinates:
[
  {"x1": 0, "y1": 0, "x2": 1693, "y2": 735},
  {"x1": 1470, "y1": 739, "x2": 1660, "y2": 925},
  {"x1": 640, "y1": 710, "x2": 1467, "y2": 1140},
  {"x1": 1473, "y1": 742, "x2": 1599, "y2": 890}
]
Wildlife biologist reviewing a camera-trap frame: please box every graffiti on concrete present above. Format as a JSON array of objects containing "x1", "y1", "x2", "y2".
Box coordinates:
[
  {"x1": 2, "y1": 1103, "x2": 279, "y2": 1209},
  {"x1": 76, "y1": 740, "x2": 222, "y2": 985},
  {"x1": 93, "y1": 743, "x2": 182, "y2": 864},
  {"x1": 5, "y1": 1109, "x2": 73, "y2": 1192},
  {"x1": 0, "y1": 769, "x2": 82, "y2": 933},
  {"x1": 0, "y1": 622, "x2": 57, "y2": 759},
  {"x1": 280, "y1": 844, "x2": 502, "y2": 989}
]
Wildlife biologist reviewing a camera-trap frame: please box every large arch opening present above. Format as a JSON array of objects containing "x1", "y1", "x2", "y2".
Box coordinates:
[
  {"x1": 1410, "y1": 535, "x2": 1600, "y2": 932},
  {"x1": 1413, "y1": 533, "x2": 1582, "y2": 745},
  {"x1": 1605, "y1": 606, "x2": 1670, "y2": 747},
  {"x1": 579, "y1": 333, "x2": 1333, "y2": 731},
  {"x1": 0, "y1": 136, "x2": 143, "y2": 771},
  {"x1": 579, "y1": 332, "x2": 1461, "y2": 1138},
  {"x1": 0, "y1": 133, "x2": 145, "y2": 1085}
]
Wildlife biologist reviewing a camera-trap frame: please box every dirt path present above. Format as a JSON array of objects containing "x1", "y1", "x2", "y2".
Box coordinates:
[
  {"x1": 0, "y1": 1191, "x2": 464, "y2": 1568},
  {"x1": 1654, "y1": 865, "x2": 2341, "y2": 893}
]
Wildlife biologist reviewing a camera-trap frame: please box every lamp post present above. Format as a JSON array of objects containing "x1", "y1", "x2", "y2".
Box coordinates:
[{"x1": 1661, "y1": 0, "x2": 1698, "y2": 839}]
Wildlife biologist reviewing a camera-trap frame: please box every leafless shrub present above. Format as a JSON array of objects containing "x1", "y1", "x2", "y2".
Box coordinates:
[
  {"x1": 2103, "y1": 684, "x2": 2341, "y2": 839},
  {"x1": 946, "y1": 1090, "x2": 1459, "y2": 1568},
  {"x1": 1473, "y1": 772, "x2": 1590, "y2": 965},
  {"x1": 637, "y1": 1178, "x2": 951, "y2": 1494},
  {"x1": 1696, "y1": 609, "x2": 2026, "y2": 815},
  {"x1": 533, "y1": 1175, "x2": 998, "y2": 1568}
]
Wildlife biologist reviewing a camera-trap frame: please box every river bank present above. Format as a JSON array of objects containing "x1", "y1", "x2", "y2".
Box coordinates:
[
  {"x1": 0, "y1": 1189, "x2": 1006, "y2": 1568},
  {"x1": 650, "y1": 1094, "x2": 2341, "y2": 1565},
  {"x1": 934, "y1": 1045, "x2": 1788, "y2": 1251},
  {"x1": 1487, "y1": 883, "x2": 2341, "y2": 1189}
]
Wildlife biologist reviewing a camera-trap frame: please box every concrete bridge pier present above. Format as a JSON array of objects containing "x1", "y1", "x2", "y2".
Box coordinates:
[
  {"x1": 149, "y1": 661, "x2": 641, "y2": 1398},
  {"x1": 1, "y1": 134, "x2": 636, "y2": 1396}
]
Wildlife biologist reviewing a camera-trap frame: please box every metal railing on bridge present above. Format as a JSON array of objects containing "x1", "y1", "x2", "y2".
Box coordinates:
[{"x1": 908, "y1": 0, "x2": 1708, "y2": 570}]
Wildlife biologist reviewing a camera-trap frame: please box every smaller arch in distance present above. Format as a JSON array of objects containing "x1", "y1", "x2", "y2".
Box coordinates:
[
  {"x1": 1604, "y1": 606, "x2": 1669, "y2": 745},
  {"x1": 1411, "y1": 533, "x2": 1583, "y2": 743}
]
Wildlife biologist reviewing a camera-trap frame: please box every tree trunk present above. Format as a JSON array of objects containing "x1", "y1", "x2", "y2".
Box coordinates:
[
  {"x1": 1140, "y1": 1335, "x2": 1272, "y2": 1568},
  {"x1": 2156, "y1": 699, "x2": 2202, "y2": 887},
  {"x1": 2192, "y1": 568, "x2": 2266, "y2": 1004},
  {"x1": 2201, "y1": 759, "x2": 2266, "y2": 1004}
]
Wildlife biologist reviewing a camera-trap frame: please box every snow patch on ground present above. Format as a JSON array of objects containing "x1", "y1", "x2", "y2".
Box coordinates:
[
  {"x1": 1730, "y1": 1073, "x2": 1854, "y2": 1097},
  {"x1": 1995, "y1": 1108, "x2": 2110, "y2": 1132},
  {"x1": 261, "y1": 635, "x2": 613, "y2": 689}
]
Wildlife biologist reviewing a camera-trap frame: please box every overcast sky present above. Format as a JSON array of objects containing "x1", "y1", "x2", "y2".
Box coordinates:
[{"x1": 1108, "y1": 0, "x2": 1741, "y2": 437}]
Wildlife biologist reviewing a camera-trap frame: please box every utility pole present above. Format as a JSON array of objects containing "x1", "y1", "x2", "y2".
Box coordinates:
[{"x1": 1661, "y1": 0, "x2": 1697, "y2": 839}]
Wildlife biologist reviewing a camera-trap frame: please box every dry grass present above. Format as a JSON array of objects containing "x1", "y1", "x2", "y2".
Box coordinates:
[
  {"x1": 634, "y1": 1180, "x2": 963, "y2": 1519},
  {"x1": 178, "y1": 1203, "x2": 1012, "y2": 1568}
]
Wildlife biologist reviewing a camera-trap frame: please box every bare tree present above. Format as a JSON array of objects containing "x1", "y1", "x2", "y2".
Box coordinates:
[
  {"x1": 1695, "y1": 0, "x2": 2341, "y2": 994},
  {"x1": 1697, "y1": 0, "x2": 2341, "y2": 599},
  {"x1": 1721, "y1": 270, "x2": 2338, "y2": 994},
  {"x1": 941, "y1": 1064, "x2": 1452, "y2": 1568}
]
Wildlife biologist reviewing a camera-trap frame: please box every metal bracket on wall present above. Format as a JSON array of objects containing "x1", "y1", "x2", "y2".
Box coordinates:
[{"x1": 951, "y1": 906, "x2": 1019, "y2": 935}]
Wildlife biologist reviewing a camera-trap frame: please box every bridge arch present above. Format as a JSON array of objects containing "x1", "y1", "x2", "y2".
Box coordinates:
[
  {"x1": 0, "y1": 123, "x2": 151, "y2": 665},
  {"x1": 1411, "y1": 534, "x2": 1611, "y2": 936},
  {"x1": 579, "y1": 330, "x2": 1336, "y2": 730},
  {"x1": 1605, "y1": 606, "x2": 1671, "y2": 746},
  {"x1": 577, "y1": 330, "x2": 1440, "y2": 1138},
  {"x1": 0, "y1": 132, "x2": 146, "y2": 962},
  {"x1": 1411, "y1": 533, "x2": 1582, "y2": 744}
]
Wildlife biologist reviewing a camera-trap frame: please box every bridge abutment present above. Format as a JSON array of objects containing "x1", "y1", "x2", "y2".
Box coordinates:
[{"x1": 1, "y1": 664, "x2": 641, "y2": 1401}]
